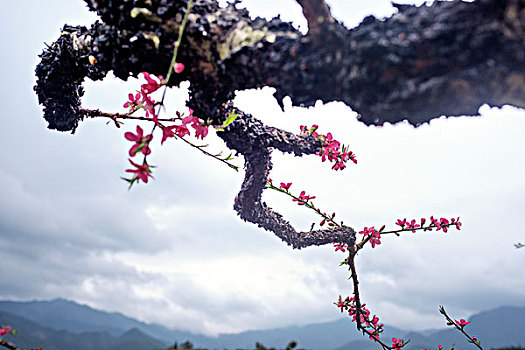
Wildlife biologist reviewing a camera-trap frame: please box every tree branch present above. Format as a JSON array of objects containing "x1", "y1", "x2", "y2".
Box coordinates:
[
  {"x1": 33, "y1": 0, "x2": 523, "y2": 247},
  {"x1": 0, "y1": 339, "x2": 20, "y2": 350},
  {"x1": 35, "y1": 0, "x2": 524, "y2": 132}
]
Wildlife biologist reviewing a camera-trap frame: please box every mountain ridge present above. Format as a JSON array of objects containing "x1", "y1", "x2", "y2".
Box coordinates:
[{"x1": 1, "y1": 299, "x2": 524, "y2": 350}]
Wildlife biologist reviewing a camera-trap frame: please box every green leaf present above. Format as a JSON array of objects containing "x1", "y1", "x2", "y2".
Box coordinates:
[
  {"x1": 222, "y1": 111, "x2": 239, "y2": 128},
  {"x1": 121, "y1": 177, "x2": 137, "y2": 190},
  {"x1": 131, "y1": 7, "x2": 152, "y2": 18},
  {"x1": 143, "y1": 32, "x2": 160, "y2": 49}
]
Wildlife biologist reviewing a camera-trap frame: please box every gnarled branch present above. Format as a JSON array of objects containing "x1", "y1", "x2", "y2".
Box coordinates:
[{"x1": 34, "y1": 0, "x2": 523, "y2": 247}]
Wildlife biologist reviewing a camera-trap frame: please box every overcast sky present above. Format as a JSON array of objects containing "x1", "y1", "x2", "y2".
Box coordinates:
[{"x1": 1, "y1": 0, "x2": 524, "y2": 338}]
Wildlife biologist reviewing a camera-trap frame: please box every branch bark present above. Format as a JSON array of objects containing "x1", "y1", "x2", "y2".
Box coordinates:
[
  {"x1": 0, "y1": 339, "x2": 20, "y2": 350},
  {"x1": 217, "y1": 105, "x2": 356, "y2": 249}
]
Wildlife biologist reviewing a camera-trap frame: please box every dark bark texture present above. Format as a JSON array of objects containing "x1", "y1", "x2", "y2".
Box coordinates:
[{"x1": 34, "y1": 0, "x2": 524, "y2": 248}]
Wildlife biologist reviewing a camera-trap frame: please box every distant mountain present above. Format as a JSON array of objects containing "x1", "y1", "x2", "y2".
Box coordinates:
[
  {"x1": 335, "y1": 306, "x2": 525, "y2": 350},
  {"x1": 0, "y1": 299, "x2": 205, "y2": 346},
  {"x1": 0, "y1": 298, "x2": 404, "y2": 349},
  {"x1": 0, "y1": 311, "x2": 166, "y2": 350},
  {"x1": 1, "y1": 299, "x2": 524, "y2": 350}
]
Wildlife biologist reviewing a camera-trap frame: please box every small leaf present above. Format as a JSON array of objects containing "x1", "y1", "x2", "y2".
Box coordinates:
[
  {"x1": 222, "y1": 111, "x2": 239, "y2": 128},
  {"x1": 143, "y1": 32, "x2": 160, "y2": 49},
  {"x1": 131, "y1": 7, "x2": 152, "y2": 18},
  {"x1": 133, "y1": 143, "x2": 145, "y2": 155}
]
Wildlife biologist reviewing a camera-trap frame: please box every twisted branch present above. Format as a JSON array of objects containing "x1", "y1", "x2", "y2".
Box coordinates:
[
  {"x1": 33, "y1": 0, "x2": 523, "y2": 246},
  {"x1": 217, "y1": 106, "x2": 356, "y2": 249}
]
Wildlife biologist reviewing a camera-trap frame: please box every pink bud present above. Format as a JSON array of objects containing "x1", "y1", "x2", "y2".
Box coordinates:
[{"x1": 174, "y1": 62, "x2": 185, "y2": 73}]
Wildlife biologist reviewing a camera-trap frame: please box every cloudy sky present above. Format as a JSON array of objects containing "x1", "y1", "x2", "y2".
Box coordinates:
[{"x1": 1, "y1": 0, "x2": 524, "y2": 338}]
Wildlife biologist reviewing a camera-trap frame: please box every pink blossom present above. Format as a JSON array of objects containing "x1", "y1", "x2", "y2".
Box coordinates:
[
  {"x1": 396, "y1": 218, "x2": 407, "y2": 228},
  {"x1": 440, "y1": 217, "x2": 450, "y2": 232},
  {"x1": 141, "y1": 94, "x2": 156, "y2": 114},
  {"x1": 141, "y1": 72, "x2": 162, "y2": 94},
  {"x1": 125, "y1": 159, "x2": 153, "y2": 183},
  {"x1": 454, "y1": 217, "x2": 462, "y2": 230},
  {"x1": 359, "y1": 227, "x2": 381, "y2": 248},
  {"x1": 182, "y1": 115, "x2": 195, "y2": 125},
  {"x1": 407, "y1": 219, "x2": 421, "y2": 233},
  {"x1": 123, "y1": 92, "x2": 142, "y2": 110},
  {"x1": 430, "y1": 216, "x2": 441, "y2": 230},
  {"x1": 300, "y1": 125, "x2": 356, "y2": 170},
  {"x1": 193, "y1": 123, "x2": 209, "y2": 139},
  {"x1": 334, "y1": 243, "x2": 347, "y2": 253},
  {"x1": 125, "y1": 125, "x2": 152, "y2": 157},
  {"x1": 280, "y1": 182, "x2": 292, "y2": 190},
  {"x1": 371, "y1": 315, "x2": 380, "y2": 327},
  {"x1": 0, "y1": 325, "x2": 11, "y2": 336},
  {"x1": 293, "y1": 190, "x2": 315, "y2": 205},
  {"x1": 161, "y1": 124, "x2": 191, "y2": 144},
  {"x1": 337, "y1": 297, "x2": 346, "y2": 312},
  {"x1": 392, "y1": 337, "x2": 403, "y2": 349},
  {"x1": 174, "y1": 125, "x2": 190, "y2": 138},
  {"x1": 182, "y1": 115, "x2": 209, "y2": 139},
  {"x1": 454, "y1": 319, "x2": 471, "y2": 327},
  {"x1": 174, "y1": 62, "x2": 185, "y2": 73}
]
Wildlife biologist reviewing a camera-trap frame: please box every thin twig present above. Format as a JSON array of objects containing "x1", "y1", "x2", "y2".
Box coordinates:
[
  {"x1": 266, "y1": 183, "x2": 341, "y2": 228},
  {"x1": 0, "y1": 339, "x2": 20, "y2": 350},
  {"x1": 178, "y1": 136, "x2": 239, "y2": 171},
  {"x1": 81, "y1": 108, "x2": 181, "y2": 124},
  {"x1": 348, "y1": 247, "x2": 392, "y2": 349}
]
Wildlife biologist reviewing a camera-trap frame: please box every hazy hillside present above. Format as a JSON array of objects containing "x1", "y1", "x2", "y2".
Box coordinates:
[
  {"x1": 0, "y1": 311, "x2": 166, "y2": 350},
  {"x1": 1, "y1": 299, "x2": 524, "y2": 350},
  {"x1": 0, "y1": 299, "x2": 205, "y2": 346},
  {"x1": 0, "y1": 298, "x2": 403, "y2": 349}
]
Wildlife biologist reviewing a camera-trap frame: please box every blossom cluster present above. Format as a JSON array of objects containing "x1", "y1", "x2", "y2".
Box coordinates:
[
  {"x1": 300, "y1": 125, "x2": 357, "y2": 171},
  {"x1": 122, "y1": 70, "x2": 210, "y2": 186},
  {"x1": 359, "y1": 226, "x2": 383, "y2": 248},
  {"x1": 336, "y1": 296, "x2": 408, "y2": 348},
  {"x1": 453, "y1": 319, "x2": 471, "y2": 327},
  {"x1": 395, "y1": 216, "x2": 462, "y2": 233},
  {"x1": 332, "y1": 217, "x2": 464, "y2": 253}
]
